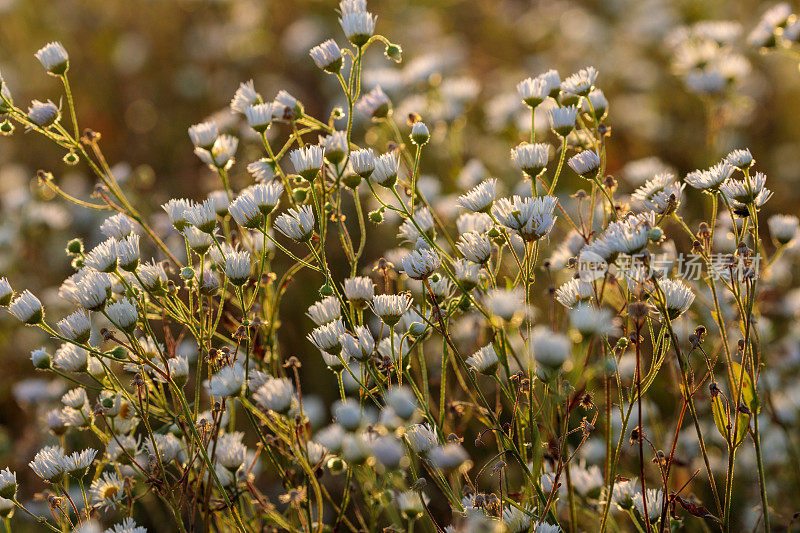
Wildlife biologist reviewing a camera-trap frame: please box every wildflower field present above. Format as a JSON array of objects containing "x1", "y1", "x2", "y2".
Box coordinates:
[{"x1": 1, "y1": 0, "x2": 800, "y2": 531}]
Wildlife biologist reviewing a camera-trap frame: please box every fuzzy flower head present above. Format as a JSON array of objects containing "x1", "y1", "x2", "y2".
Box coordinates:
[
  {"x1": 511, "y1": 143, "x2": 550, "y2": 177},
  {"x1": 561, "y1": 66, "x2": 598, "y2": 96},
  {"x1": 685, "y1": 161, "x2": 734, "y2": 191},
  {"x1": 340, "y1": 9, "x2": 377, "y2": 46},
  {"x1": 208, "y1": 363, "x2": 245, "y2": 397},
  {"x1": 106, "y1": 298, "x2": 138, "y2": 333},
  {"x1": 90, "y1": 472, "x2": 124, "y2": 509},
  {"x1": 371, "y1": 293, "x2": 413, "y2": 326},
  {"x1": 568, "y1": 150, "x2": 600, "y2": 177},
  {"x1": 254, "y1": 378, "x2": 295, "y2": 414},
  {"x1": 230, "y1": 80, "x2": 261, "y2": 114},
  {"x1": 466, "y1": 344, "x2": 499, "y2": 375},
  {"x1": 370, "y1": 152, "x2": 399, "y2": 186},
  {"x1": 27, "y1": 99, "x2": 60, "y2": 127},
  {"x1": 0, "y1": 278, "x2": 12, "y2": 307},
  {"x1": 100, "y1": 213, "x2": 136, "y2": 240},
  {"x1": 307, "y1": 318, "x2": 346, "y2": 354},
  {"x1": 357, "y1": 86, "x2": 391, "y2": 120},
  {"x1": 0, "y1": 469, "x2": 16, "y2": 499},
  {"x1": 274, "y1": 205, "x2": 315, "y2": 242},
  {"x1": 162, "y1": 198, "x2": 192, "y2": 231},
  {"x1": 8, "y1": 290, "x2": 43, "y2": 324},
  {"x1": 35, "y1": 41, "x2": 69, "y2": 74},
  {"x1": 654, "y1": 279, "x2": 695, "y2": 320},
  {"x1": 229, "y1": 190, "x2": 264, "y2": 229},
  {"x1": 350, "y1": 148, "x2": 376, "y2": 179},
  {"x1": 223, "y1": 249, "x2": 251, "y2": 286},
  {"x1": 631, "y1": 173, "x2": 684, "y2": 214},
  {"x1": 244, "y1": 102, "x2": 273, "y2": 132},
  {"x1": 195, "y1": 134, "x2": 238, "y2": 169},
  {"x1": 401, "y1": 248, "x2": 441, "y2": 280},
  {"x1": 485, "y1": 287, "x2": 527, "y2": 323},
  {"x1": 310, "y1": 39, "x2": 343, "y2": 73},
  {"x1": 492, "y1": 195, "x2": 558, "y2": 242},
  {"x1": 769, "y1": 214, "x2": 799, "y2": 245},
  {"x1": 29, "y1": 445, "x2": 67, "y2": 482},
  {"x1": 343, "y1": 276, "x2": 375, "y2": 308},
  {"x1": 116, "y1": 234, "x2": 140, "y2": 271},
  {"x1": 290, "y1": 145, "x2": 325, "y2": 181},
  {"x1": 398, "y1": 208, "x2": 434, "y2": 243},
  {"x1": 458, "y1": 179, "x2": 497, "y2": 213},
  {"x1": 548, "y1": 105, "x2": 578, "y2": 136},
  {"x1": 456, "y1": 231, "x2": 492, "y2": 264},
  {"x1": 405, "y1": 423, "x2": 438, "y2": 454},
  {"x1": 517, "y1": 76, "x2": 549, "y2": 108},
  {"x1": 307, "y1": 296, "x2": 342, "y2": 326},
  {"x1": 726, "y1": 148, "x2": 754, "y2": 169},
  {"x1": 188, "y1": 121, "x2": 218, "y2": 149}
]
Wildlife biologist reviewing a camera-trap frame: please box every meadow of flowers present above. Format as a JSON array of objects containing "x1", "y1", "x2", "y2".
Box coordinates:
[{"x1": 1, "y1": 0, "x2": 800, "y2": 531}]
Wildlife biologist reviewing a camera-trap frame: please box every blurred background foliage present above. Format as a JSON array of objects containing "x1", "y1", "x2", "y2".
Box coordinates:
[{"x1": 1, "y1": 0, "x2": 800, "y2": 527}]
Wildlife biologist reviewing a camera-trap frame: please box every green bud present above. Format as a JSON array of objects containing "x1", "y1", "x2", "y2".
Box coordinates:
[
  {"x1": 181, "y1": 266, "x2": 195, "y2": 280},
  {"x1": 319, "y1": 284, "x2": 334, "y2": 297},
  {"x1": 63, "y1": 151, "x2": 79, "y2": 166},
  {"x1": 0, "y1": 120, "x2": 14, "y2": 136},
  {"x1": 385, "y1": 43, "x2": 403, "y2": 63},
  {"x1": 109, "y1": 346, "x2": 128, "y2": 360},
  {"x1": 327, "y1": 457, "x2": 346, "y2": 474},
  {"x1": 293, "y1": 187, "x2": 309, "y2": 202},
  {"x1": 66, "y1": 238, "x2": 84, "y2": 255},
  {"x1": 648, "y1": 227, "x2": 664, "y2": 243},
  {"x1": 342, "y1": 173, "x2": 362, "y2": 189},
  {"x1": 368, "y1": 208, "x2": 384, "y2": 224}
]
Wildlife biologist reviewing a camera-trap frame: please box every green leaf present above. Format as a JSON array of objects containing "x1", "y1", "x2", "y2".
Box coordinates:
[
  {"x1": 730, "y1": 362, "x2": 760, "y2": 415},
  {"x1": 711, "y1": 394, "x2": 730, "y2": 446},
  {"x1": 733, "y1": 410, "x2": 750, "y2": 449}
]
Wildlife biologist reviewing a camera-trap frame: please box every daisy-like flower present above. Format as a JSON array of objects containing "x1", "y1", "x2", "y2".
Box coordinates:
[
  {"x1": 146, "y1": 434, "x2": 182, "y2": 464},
  {"x1": 62, "y1": 388, "x2": 88, "y2": 409},
  {"x1": 685, "y1": 161, "x2": 734, "y2": 191},
  {"x1": 548, "y1": 105, "x2": 578, "y2": 137},
  {"x1": 223, "y1": 249, "x2": 251, "y2": 286},
  {"x1": 484, "y1": 287, "x2": 526, "y2": 322},
  {"x1": 633, "y1": 488, "x2": 663, "y2": 525},
  {"x1": 457, "y1": 212, "x2": 493, "y2": 234},
  {"x1": 188, "y1": 121, "x2": 218, "y2": 149},
  {"x1": 184, "y1": 226, "x2": 213, "y2": 255},
  {"x1": 458, "y1": 179, "x2": 497, "y2": 213},
  {"x1": 0, "y1": 278, "x2": 12, "y2": 306},
  {"x1": 247, "y1": 158, "x2": 276, "y2": 182},
  {"x1": 405, "y1": 423, "x2": 438, "y2": 454},
  {"x1": 244, "y1": 102, "x2": 273, "y2": 132},
  {"x1": 30, "y1": 347, "x2": 51, "y2": 369},
  {"x1": 195, "y1": 134, "x2": 238, "y2": 169},
  {"x1": 90, "y1": 472, "x2": 124, "y2": 509},
  {"x1": 726, "y1": 148, "x2": 754, "y2": 169},
  {"x1": 100, "y1": 213, "x2": 136, "y2": 240},
  {"x1": 350, "y1": 148, "x2": 376, "y2": 178},
  {"x1": 536, "y1": 69, "x2": 562, "y2": 97},
  {"x1": 309, "y1": 39, "x2": 343, "y2": 73},
  {"x1": 84, "y1": 238, "x2": 119, "y2": 273},
  {"x1": 230, "y1": 80, "x2": 260, "y2": 114},
  {"x1": 531, "y1": 325, "x2": 571, "y2": 370},
  {"x1": 356, "y1": 86, "x2": 391, "y2": 120},
  {"x1": 631, "y1": 173, "x2": 684, "y2": 213},
  {"x1": 186, "y1": 199, "x2": 218, "y2": 233},
  {"x1": 8, "y1": 290, "x2": 43, "y2": 324},
  {"x1": 456, "y1": 231, "x2": 492, "y2": 264},
  {"x1": 321, "y1": 348, "x2": 350, "y2": 369},
  {"x1": 340, "y1": 9, "x2": 377, "y2": 46},
  {"x1": 491, "y1": 195, "x2": 558, "y2": 241},
  {"x1": 343, "y1": 276, "x2": 375, "y2": 308},
  {"x1": 371, "y1": 151, "x2": 399, "y2": 186},
  {"x1": 35, "y1": 41, "x2": 69, "y2": 74},
  {"x1": 228, "y1": 190, "x2": 263, "y2": 229},
  {"x1": 655, "y1": 279, "x2": 695, "y2": 320},
  {"x1": 568, "y1": 150, "x2": 600, "y2": 177},
  {"x1": 604, "y1": 212, "x2": 656, "y2": 255},
  {"x1": 106, "y1": 298, "x2": 138, "y2": 333},
  {"x1": 254, "y1": 378, "x2": 295, "y2": 414},
  {"x1": 410, "y1": 121, "x2": 430, "y2": 145},
  {"x1": 64, "y1": 448, "x2": 97, "y2": 477},
  {"x1": 371, "y1": 436, "x2": 405, "y2": 469},
  {"x1": 428, "y1": 444, "x2": 469, "y2": 471},
  {"x1": 307, "y1": 296, "x2": 342, "y2": 325},
  {"x1": 207, "y1": 191, "x2": 228, "y2": 216},
  {"x1": 720, "y1": 171, "x2": 770, "y2": 204},
  {"x1": 56, "y1": 309, "x2": 92, "y2": 344},
  {"x1": 316, "y1": 134, "x2": 346, "y2": 167},
  {"x1": 570, "y1": 303, "x2": 621, "y2": 337},
  {"x1": 453, "y1": 258, "x2": 481, "y2": 290},
  {"x1": 272, "y1": 90, "x2": 303, "y2": 120},
  {"x1": 29, "y1": 445, "x2": 67, "y2": 482},
  {"x1": 214, "y1": 432, "x2": 247, "y2": 471},
  {"x1": 398, "y1": 208, "x2": 434, "y2": 243},
  {"x1": 54, "y1": 344, "x2": 89, "y2": 373},
  {"x1": 517, "y1": 77, "x2": 549, "y2": 108},
  {"x1": 583, "y1": 88, "x2": 608, "y2": 117},
  {"x1": 162, "y1": 198, "x2": 192, "y2": 231},
  {"x1": 208, "y1": 363, "x2": 245, "y2": 397},
  {"x1": 466, "y1": 344, "x2": 499, "y2": 375},
  {"x1": 511, "y1": 143, "x2": 550, "y2": 177},
  {"x1": 372, "y1": 293, "x2": 413, "y2": 326},
  {"x1": 116, "y1": 234, "x2": 140, "y2": 272},
  {"x1": 76, "y1": 271, "x2": 112, "y2": 311},
  {"x1": 561, "y1": 66, "x2": 598, "y2": 96},
  {"x1": 290, "y1": 145, "x2": 325, "y2": 180},
  {"x1": 0, "y1": 469, "x2": 16, "y2": 499},
  {"x1": 274, "y1": 205, "x2": 316, "y2": 241},
  {"x1": 307, "y1": 318, "x2": 346, "y2": 353},
  {"x1": 137, "y1": 260, "x2": 167, "y2": 292},
  {"x1": 384, "y1": 386, "x2": 417, "y2": 420},
  {"x1": 768, "y1": 214, "x2": 799, "y2": 245},
  {"x1": 502, "y1": 505, "x2": 533, "y2": 533},
  {"x1": 401, "y1": 248, "x2": 441, "y2": 280},
  {"x1": 106, "y1": 518, "x2": 147, "y2": 533}
]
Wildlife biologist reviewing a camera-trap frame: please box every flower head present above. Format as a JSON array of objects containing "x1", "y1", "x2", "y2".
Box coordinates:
[
  {"x1": 310, "y1": 39, "x2": 343, "y2": 73},
  {"x1": 27, "y1": 99, "x2": 60, "y2": 127},
  {"x1": 208, "y1": 364, "x2": 245, "y2": 397},
  {"x1": 35, "y1": 42, "x2": 69, "y2": 74},
  {"x1": 290, "y1": 145, "x2": 325, "y2": 180},
  {"x1": 188, "y1": 121, "x2": 218, "y2": 149},
  {"x1": 274, "y1": 205, "x2": 316, "y2": 241},
  {"x1": 372, "y1": 293, "x2": 413, "y2": 326},
  {"x1": 458, "y1": 179, "x2": 497, "y2": 213},
  {"x1": 357, "y1": 86, "x2": 391, "y2": 119},
  {"x1": 511, "y1": 143, "x2": 550, "y2": 176}
]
